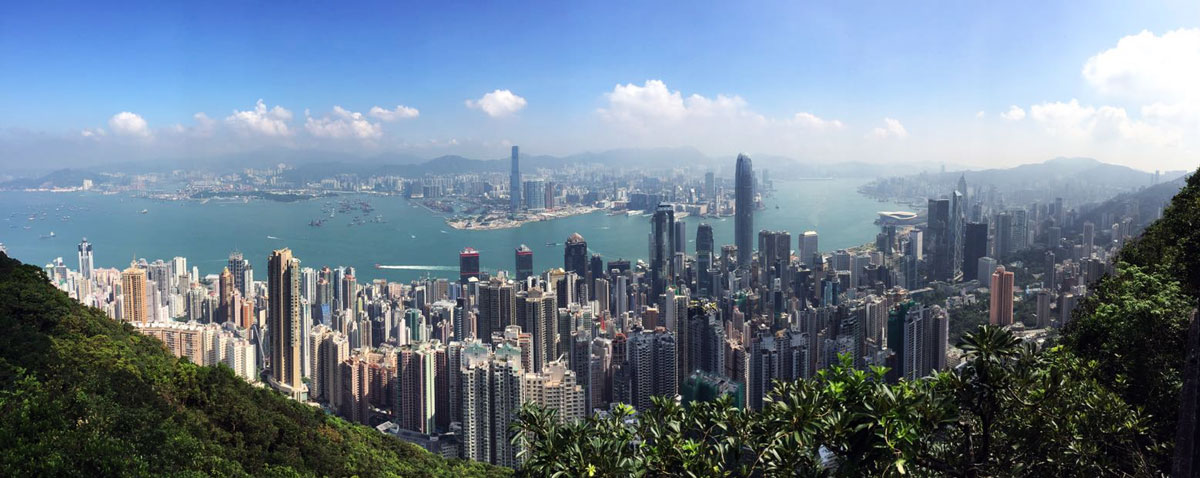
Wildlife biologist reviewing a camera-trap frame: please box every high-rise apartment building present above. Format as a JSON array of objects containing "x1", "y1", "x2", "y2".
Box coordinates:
[
  {"x1": 121, "y1": 265, "x2": 148, "y2": 323},
  {"x1": 626, "y1": 327, "x2": 677, "y2": 411},
  {"x1": 459, "y1": 247, "x2": 480, "y2": 284},
  {"x1": 461, "y1": 340, "x2": 523, "y2": 467},
  {"x1": 989, "y1": 266, "x2": 1015, "y2": 326},
  {"x1": 77, "y1": 238, "x2": 94, "y2": 280},
  {"x1": 268, "y1": 248, "x2": 306, "y2": 399},
  {"x1": 522, "y1": 358, "x2": 586, "y2": 424}
]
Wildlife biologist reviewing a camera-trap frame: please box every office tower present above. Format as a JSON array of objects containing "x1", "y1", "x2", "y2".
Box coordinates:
[
  {"x1": 962, "y1": 222, "x2": 989, "y2": 282},
  {"x1": 268, "y1": 248, "x2": 305, "y2": 398},
  {"x1": 461, "y1": 341, "x2": 523, "y2": 467},
  {"x1": 901, "y1": 304, "x2": 949, "y2": 380},
  {"x1": 704, "y1": 171, "x2": 715, "y2": 198},
  {"x1": 1012, "y1": 209, "x2": 1028, "y2": 252},
  {"x1": 522, "y1": 358, "x2": 586, "y2": 424},
  {"x1": 977, "y1": 257, "x2": 998, "y2": 285},
  {"x1": 121, "y1": 265, "x2": 148, "y2": 323},
  {"x1": 589, "y1": 254, "x2": 604, "y2": 291},
  {"x1": 77, "y1": 238, "x2": 94, "y2": 280},
  {"x1": 735, "y1": 154, "x2": 754, "y2": 268},
  {"x1": 673, "y1": 220, "x2": 687, "y2": 255},
  {"x1": 925, "y1": 199, "x2": 953, "y2": 282},
  {"x1": 341, "y1": 273, "x2": 357, "y2": 313},
  {"x1": 523, "y1": 180, "x2": 546, "y2": 210},
  {"x1": 219, "y1": 267, "x2": 235, "y2": 324},
  {"x1": 627, "y1": 328, "x2": 677, "y2": 411},
  {"x1": 564, "y1": 233, "x2": 589, "y2": 280},
  {"x1": 589, "y1": 337, "x2": 613, "y2": 409},
  {"x1": 758, "y1": 230, "x2": 791, "y2": 271},
  {"x1": 957, "y1": 174, "x2": 968, "y2": 212},
  {"x1": 800, "y1": 231, "x2": 819, "y2": 266},
  {"x1": 1082, "y1": 221, "x2": 1095, "y2": 257},
  {"x1": 989, "y1": 266, "x2": 1014, "y2": 326},
  {"x1": 650, "y1": 203, "x2": 675, "y2": 300},
  {"x1": 950, "y1": 190, "x2": 964, "y2": 281},
  {"x1": 696, "y1": 223, "x2": 714, "y2": 296},
  {"x1": 228, "y1": 252, "x2": 253, "y2": 298},
  {"x1": 477, "y1": 278, "x2": 515, "y2": 343},
  {"x1": 512, "y1": 244, "x2": 533, "y2": 282},
  {"x1": 994, "y1": 212, "x2": 1013, "y2": 259},
  {"x1": 459, "y1": 247, "x2": 480, "y2": 284},
  {"x1": 509, "y1": 146, "x2": 521, "y2": 214},
  {"x1": 1036, "y1": 289, "x2": 1052, "y2": 328}
]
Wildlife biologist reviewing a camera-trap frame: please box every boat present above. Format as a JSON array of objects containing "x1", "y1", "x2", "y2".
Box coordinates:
[
  {"x1": 140, "y1": 209, "x2": 149, "y2": 214},
  {"x1": 545, "y1": 242, "x2": 559, "y2": 247}
]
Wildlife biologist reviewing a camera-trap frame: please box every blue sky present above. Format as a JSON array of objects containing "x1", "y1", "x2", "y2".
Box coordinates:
[{"x1": 2, "y1": 1, "x2": 1198, "y2": 171}]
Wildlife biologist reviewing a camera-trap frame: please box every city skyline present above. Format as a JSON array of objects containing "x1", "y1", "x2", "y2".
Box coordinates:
[{"x1": 2, "y1": 2, "x2": 1199, "y2": 173}]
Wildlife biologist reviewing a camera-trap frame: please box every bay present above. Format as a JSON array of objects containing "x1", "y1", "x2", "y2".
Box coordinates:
[{"x1": 0, "y1": 178, "x2": 906, "y2": 282}]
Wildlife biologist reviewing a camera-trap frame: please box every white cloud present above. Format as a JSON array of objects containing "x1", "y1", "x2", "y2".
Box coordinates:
[
  {"x1": 1083, "y1": 28, "x2": 1200, "y2": 103},
  {"x1": 81, "y1": 128, "x2": 105, "y2": 138},
  {"x1": 976, "y1": 111, "x2": 985, "y2": 119},
  {"x1": 1000, "y1": 105, "x2": 1026, "y2": 121},
  {"x1": 869, "y1": 118, "x2": 908, "y2": 139},
  {"x1": 225, "y1": 99, "x2": 293, "y2": 137},
  {"x1": 108, "y1": 112, "x2": 150, "y2": 137},
  {"x1": 790, "y1": 112, "x2": 844, "y2": 131},
  {"x1": 1029, "y1": 99, "x2": 1179, "y2": 147},
  {"x1": 369, "y1": 105, "x2": 420, "y2": 121},
  {"x1": 466, "y1": 89, "x2": 527, "y2": 117},
  {"x1": 305, "y1": 106, "x2": 382, "y2": 140}
]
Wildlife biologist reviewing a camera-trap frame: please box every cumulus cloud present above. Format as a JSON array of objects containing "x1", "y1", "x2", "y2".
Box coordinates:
[
  {"x1": 466, "y1": 89, "x2": 527, "y2": 117},
  {"x1": 369, "y1": 105, "x2": 420, "y2": 121},
  {"x1": 305, "y1": 106, "x2": 383, "y2": 140},
  {"x1": 869, "y1": 118, "x2": 908, "y2": 139},
  {"x1": 976, "y1": 111, "x2": 985, "y2": 119},
  {"x1": 108, "y1": 112, "x2": 150, "y2": 137},
  {"x1": 1029, "y1": 99, "x2": 1178, "y2": 147},
  {"x1": 597, "y1": 80, "x2": 764, "y2": 124},
  {"x1": 225, "y1": 99, "x2": 293, "y2": 137},
  {"x1": 790, "y1": 112, "x2": 844, "y2": 131},
  {"x1": 1000, "y1": 105, "x2": 1026, "y2": 121},
  {"x1": 1083, "y1": 28, "x2": 1200, "y2": 103}
]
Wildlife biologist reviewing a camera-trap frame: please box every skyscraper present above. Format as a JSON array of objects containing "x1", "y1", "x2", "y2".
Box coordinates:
[
  {"x1": 461, "y1": 340, "x2": 522, "y2": 467},
  {"x1": 925, "y1": 199, "x2": 953, "y2": 282},
  {"x1": 77, "y1": 238, "x2": 94, "y2": 280},
  {"x1": 994, "y1": 212, "x2": 1013, "y2": 260},
  {"x1": 626, "y1": 328, "x2": 677, "y2": 411},
  {"x1": 121, "y1": 265, "x2": 147, "y2": 323},
  {"x1": 735, "y1": 154, "x2": 754, "y2": 268},
  {"x1": 521, "y1": 358, "x2": 586, "y2": 424},
  {"x1": 1082, "y1": 221, "x2": 1095, "y2": 257},
  {"x1": 268, "y1": 248, "x2": 305, "y2": 398},
  {"x1": 650, "y1": 203, "x2": 675, "y2": 301},
  {"x1": 219, "y1": 267, "x2": 235, "y2": 324},
  {"x1": 509, "y1": 145, "x2": 521, "y2": 214},
  {"x1": 514, "y1": 244, "x2": 533, "y2": 282},
  {"x1": 696, "y1": 223, "x2": 714, "y2": 296},
  {"x1": 989, "y1": 266, "x2": 1014, "y2": 326},
  {"x1": 459, "y1": 247, "x2": 480, "y2": 284},
  {"x1": 800, "y1": 231, "x2": 819, "y2": 266},
  {"x1": 564, "y1": 233, "x2": 589, "y2": 279},
  {"x1": 962, "y1": 222, "x2": 989, "y2": 282},
  {"x1": 228, "y1": 251, "x2": 253, "y2": 298}
]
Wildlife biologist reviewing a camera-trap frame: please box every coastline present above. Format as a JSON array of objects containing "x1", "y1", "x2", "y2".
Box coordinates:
[{"x1": 445, "y1": 205, "x2": 601, "y2": 230}]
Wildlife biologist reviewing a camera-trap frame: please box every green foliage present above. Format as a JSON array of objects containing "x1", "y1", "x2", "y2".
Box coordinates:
[
  {"x1": 516, "y1": 327, "x2": 1159, "y2": 477},
  {"x1": 0, "y1": 252, "x2": 507, "y2": 477}
]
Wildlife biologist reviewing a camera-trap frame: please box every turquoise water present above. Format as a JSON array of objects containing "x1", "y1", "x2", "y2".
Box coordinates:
[{"x1": 0, "y1": 179, "x2": 903, "y2": 282}]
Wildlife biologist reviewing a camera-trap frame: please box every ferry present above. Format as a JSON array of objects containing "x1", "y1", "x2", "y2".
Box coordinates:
[{"x1": 140, "y1": 209, "x2": 149, "y2": 214}]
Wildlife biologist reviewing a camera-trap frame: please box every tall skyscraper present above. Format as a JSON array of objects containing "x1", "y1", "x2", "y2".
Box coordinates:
[
  {"x1": 925, "y1": 199, "x2": 953, "y2": 282},
  {"x1": 994, "y1": 212, "x2": 1013, "y2": 259},
  {"x1": 1082, "y1": 221, "x2": 1095, "y2": 257},
  {"x1": 477, "y1": 278, "x2": 515, "y2": 343},
  {"x1": 800, "y1": 231, "x2": 819, "y2": 266},
  {"x1": 900, "y1": 303, "x2": 949, "y2": 381},
  {"x1": 509, "y1": 145, "x2": 521, "y2": 214},
  {"x1": 514, "y1": 244, "x2": 533, "y2": 282},
  {"x1": 121, "y1": 265, "x2": 148, "y2": 323},
  {"x1": 696, "y1": 223, "x2": 714, "y2": 296},
  {"x1": 735, "y1": 153, "x2": 754, "y2": 268},
  {"x1": 650, "y1": 203, "x2": 675, "y2": 301},
  {"x1": 459, "y1": 247, "x2": 480, "y2": 284},
  {"x1": 77, "y1": 238, "x2": 94, "y2": 280},
  {"x1": 564, "y1": 233, "x2": 589, "y2": 279},
  {"x1": 228, "y1": 252, "x2": 253, "y2": 298},
  {"x1": 989, "y1": 266, "x2": 1014, "y2": 326},
  {"x1": 962, "y1": 222, "x2": 989, "y2": 282},
  {"x1": 268, "y1": 248, "x2": 305, "y2": 398}
]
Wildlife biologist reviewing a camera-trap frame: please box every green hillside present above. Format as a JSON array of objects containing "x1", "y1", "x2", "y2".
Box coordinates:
[{"x1": 0, "y1": 252, "x2": 508, "y2": 477}]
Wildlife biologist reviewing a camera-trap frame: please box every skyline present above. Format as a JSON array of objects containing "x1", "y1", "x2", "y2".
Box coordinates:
[{"x1": 1, "y1": 1, "x2": 1198, "y2": 173}]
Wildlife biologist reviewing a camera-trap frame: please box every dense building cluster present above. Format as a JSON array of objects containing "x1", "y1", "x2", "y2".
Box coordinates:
[{"x1": 36, "y1": 153, "x2": 1156, "y2": 468}]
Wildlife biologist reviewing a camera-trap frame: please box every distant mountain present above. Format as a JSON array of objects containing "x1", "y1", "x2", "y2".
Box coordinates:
[{"x1": 0, "y1": 168, "x2": 103, "y2": 190}]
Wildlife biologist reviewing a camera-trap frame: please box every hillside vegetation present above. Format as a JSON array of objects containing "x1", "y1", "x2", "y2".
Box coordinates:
[{"x1": 0, "y1": 252, "x2": 507, "y2": 477}]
